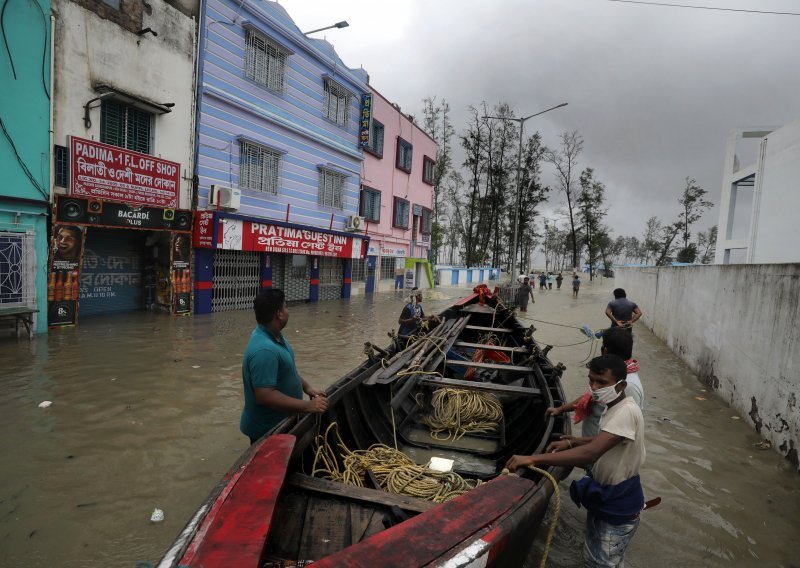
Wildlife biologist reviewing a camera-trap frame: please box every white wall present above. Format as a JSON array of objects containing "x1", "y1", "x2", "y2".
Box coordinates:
[
  {"x1": 52, "y1": 0, "x2": 197, "y2": 208},
  {"x1": 617, "y1": 265, "x2": 800, "y2": 471}
]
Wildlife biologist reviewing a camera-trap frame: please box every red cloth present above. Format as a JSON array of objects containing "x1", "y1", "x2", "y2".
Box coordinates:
[
  {"x1": 626, "y1": 358, "x2": 640, "y2": 373},
  {"x1": 573, "y1": 390, "x2": 594, "y2": 424}
]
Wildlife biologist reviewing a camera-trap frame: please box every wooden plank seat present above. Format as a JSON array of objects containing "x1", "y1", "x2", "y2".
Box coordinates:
[
  {"x1": 445, "y1": 360, "x2": 532, "y2": 373},
  {"x1": 287, "y1": 473, "x2": 435, "y2": 514},
  {"x1": 453, "y1": 341, "x2": 529, "y2": 352},
  {"x1": 465, "y1": 325, "x2": 513, "y2": 332},
  {"x1": 419, "y1": 377, "x2": 541, "y2": 396},
  {"x1": 0, "y1": 307, "x2": 37, "y2": 340}
]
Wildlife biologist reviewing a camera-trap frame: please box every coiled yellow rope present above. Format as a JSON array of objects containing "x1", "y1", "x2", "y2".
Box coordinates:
[
  {"x1": 417, "y1": 387, "x2": 503, "y2": 441},
  {"x1": 312, "y1": 422, "x2": 483, "y2": 503}
]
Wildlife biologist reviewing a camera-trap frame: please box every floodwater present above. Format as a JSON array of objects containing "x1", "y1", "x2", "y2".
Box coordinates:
[{"x1": 0, "y1": 280, "x2": 798, "y2": 567}]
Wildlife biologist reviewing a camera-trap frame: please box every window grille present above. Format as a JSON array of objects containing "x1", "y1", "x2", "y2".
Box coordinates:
[
  {"x1": 351, "y1": 258, "x2": 366, "y2": 282},
  {"x1": 212, "y1": 249, "x2": 261, "y2": 312},
  {"x1": 290, "y1": 254, "x2": 307, "y2": 279},
  {"x1": 423, "y1": 156, "x2": 436, "y2": 185},
  {"x1": 324, "y1": 79, "x2": 350, "y2": 126},
  {"x1": 0, "y1": 230, "x2": 35, "y2": 307},
  {"x1": 380, "y1": 256, "x2": 398, "y2": 280},
  {"x1": 240, "y1": 140, "x2": 280, "y2": 194},
  {"x1": 421, "y1": 208, "x2": 433, "y2": 234},
  {"x1": 393, "y1": 197, "x2": 409, "y2": 229},
  {"x1": 318, "y1": 256, "x2": 341, "y2": 283},
  {"x1": 54, "y1": 145, "x2": 69, "y2": 188},
  {"x1": 245, "y1": 29, "x2": 288, "y2": 92},
  {"x1": 396, "y1": 138, "x2": 412, "y2": 172},
  {"x1": 318, "y1": 168, "x2": 346, "y2": 209},
  {"x1": 360, "y1": 187, "x2": 381, "y2": 222},
  {"x1": 368, "y1": 120, "x2": 384, "y2": 156},
  {"x1": 101, "y1": 100, "x2": 152, "y2": 154}
]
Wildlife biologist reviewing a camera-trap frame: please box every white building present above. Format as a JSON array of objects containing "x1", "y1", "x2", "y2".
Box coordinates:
[
  {"x1": 716, "y1": 120, "x2": 800, "y2": 264},
  {"x1": 50, "y1": 0, "x2": 199, "y2": 323}
]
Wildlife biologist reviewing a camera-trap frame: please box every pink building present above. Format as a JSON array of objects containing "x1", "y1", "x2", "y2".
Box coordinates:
[{"x1": 354, "y1": 88, "x2": 437, "y2": 294}]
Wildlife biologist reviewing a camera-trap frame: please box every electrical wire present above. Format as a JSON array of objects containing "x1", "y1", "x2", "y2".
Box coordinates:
[
  {"x1": 1, "y1": 0, "x2": 16, "y2": 79},
  {"x1": 607, "y1": 0, "x2": 800, "y2": 16},
  {"x1": 0, "y1": 115, "x2": 49, "y2": 199}
]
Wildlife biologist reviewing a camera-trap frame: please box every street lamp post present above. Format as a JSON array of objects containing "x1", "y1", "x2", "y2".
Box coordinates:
[
  {"x1": 303, "y1": 21, "x2": 349, "y2": 35},
  {"x1": 485, "y1": 103, "x2": 567, "y2": 285}
]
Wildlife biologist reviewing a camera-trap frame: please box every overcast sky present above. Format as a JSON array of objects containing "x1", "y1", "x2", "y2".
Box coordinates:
[{"x1": 281, "y1": 0, "x2": 800, "y2": 240}]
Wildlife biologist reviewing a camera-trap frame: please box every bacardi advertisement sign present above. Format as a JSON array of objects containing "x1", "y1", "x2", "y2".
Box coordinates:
[
  {"x1": 48, "y1": 224, "x2": 85, "y2": 327},
  {"x1": 172, "y1": 234, "x2": 191, "y2": 314},
  {"x1": 217, "y1": 218, "x2": 364, "y2": 259},
  {"x1": 70, "y1": 136, "x2": 180, "y2": 208}
]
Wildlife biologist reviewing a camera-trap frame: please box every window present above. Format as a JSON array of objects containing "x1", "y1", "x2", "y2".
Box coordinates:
[
  {"x1": 393, "y1": 197, "x2": 409, "y2": 229},
  {"x1": 318, "y1": 168, "x2": 346, "y2": 209},
  {"x1": 245, "y1": 29, "x2": 288, "y2": 92},
  {"x1": 290, "y1": 255, "x2": 307, "y2": 279},
  {"x1": 323, "y1": 79, "x2": 351, "y2": 126},
  {"x1": 319, "y1": 256, "x2": 340, "y2": 283},
  {"x1": 367, "y1": 120, "x2": 384, "y2": 157},
  {"x1": 351, "y1": 258, "x2": 366, "y2": 283},
  {"x1": 360, "y1": 187, "x2": 381, "y2": 222},
  {"x1": 239, "y1": 140, "x2": 281, "y2": 194},
  {"x1": 421, "y1": 207, "x2": 433, "y2": 235},
  {"x1": 396, "y1": 138, "x2": 412, "y2": 172},
  {"x1": 54, "y1": 145, "x2": 68, "y2": 188},
  {"x1": 423, "y1": 156, "x2": 436, "y2": 185},
  {"x1": 380, "y1": 256, "x2": 398, "y2": 280},
  {"x1": 100, "y1": 100, "x2": 152, "y2": 154}
]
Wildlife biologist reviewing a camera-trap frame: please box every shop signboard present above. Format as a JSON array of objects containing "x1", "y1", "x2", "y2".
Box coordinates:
[
  {"x1": 70, "y1": 136, "x2": 180, "y2": 208},
  {"x1": 359, "y1": 94, "x2": 372, "y2": 147},
  {"x1": 193, "y1": 211, "x2": 215, "y2": 248},
  {"x1": 368, "y1": 244, "x2": 407, "y2": 257},
  {"x1": 217, "y1": 219, "x2": 365, "y2": 259},
  {"x1": 47, "y1": 224, "x2": 85, "y2": 327}
]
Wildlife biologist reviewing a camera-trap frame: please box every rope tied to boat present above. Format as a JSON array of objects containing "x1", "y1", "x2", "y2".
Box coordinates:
[
  {"x1": 501, "y1": 465, "x2": 561, "y2": 568},
  {"x1": 311, "y1": 422, "x2": 483, "y2": 503},
  {"x1": 416, "y1": 387, "x2": 503, "y2": 441}
]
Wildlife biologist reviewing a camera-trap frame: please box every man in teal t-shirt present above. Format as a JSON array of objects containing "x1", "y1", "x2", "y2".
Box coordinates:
[{"x1": 240, "y1": 289, "x2": 328, "y2": 444}]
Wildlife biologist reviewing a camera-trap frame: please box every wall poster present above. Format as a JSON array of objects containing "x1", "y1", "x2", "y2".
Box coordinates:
[{"x1": 48, "y1": 224, "x2": 85, "y2": 327}]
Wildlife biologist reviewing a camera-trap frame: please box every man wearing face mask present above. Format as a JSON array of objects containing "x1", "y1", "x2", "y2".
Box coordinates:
[{"x1": 507, "y1": 354, "x2": 645, "y2": 568}]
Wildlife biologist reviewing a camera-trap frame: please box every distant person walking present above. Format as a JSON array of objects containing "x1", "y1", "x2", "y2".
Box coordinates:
[
  {"x1": 556, "y1": 272, "x2": 564, "y2": 290},
  {"x1": 572, "y1": 275, "x2": 581, "y2": 298},
  {"x1": 538, "y1": 272, "x2": 547, "y2": 291},
  {"x1": 515, "y1": 277, "x2": 535, "y2": 313},
  {"x1": 547, "y1": 272, "x2": 554, "y2": 290},
  {"x1": 606, "y1": 288, "x2": 643, "y2": 331}
]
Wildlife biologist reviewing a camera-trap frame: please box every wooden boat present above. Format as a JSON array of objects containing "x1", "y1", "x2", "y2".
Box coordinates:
[{"x1": 159, "y1": 285, "x2": 572, "y2": 568}]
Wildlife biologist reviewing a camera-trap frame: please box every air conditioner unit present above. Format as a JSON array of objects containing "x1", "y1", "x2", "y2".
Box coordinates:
[
  {"x1": 346, "y1": 215, "x2": 365, "y2": 231},
  {"x1": 209, "y1": 185, "x2": 241, "y2": 211}
]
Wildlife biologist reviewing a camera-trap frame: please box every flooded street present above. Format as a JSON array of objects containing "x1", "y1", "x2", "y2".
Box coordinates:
[{"x1": 1, "y1": 281, "x2": 798, "y2": 567}]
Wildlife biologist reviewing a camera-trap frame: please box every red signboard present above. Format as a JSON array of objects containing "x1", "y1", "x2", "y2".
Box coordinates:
[
  {"x1": 193, "y1": 211, "x2": 215, "y2": 248},
  {"x1": 70, "y1": 136, "x2": 180, "y2": 208},
  {"x1": 236, "y1": 221, "x2": 358, "y2": 258}
]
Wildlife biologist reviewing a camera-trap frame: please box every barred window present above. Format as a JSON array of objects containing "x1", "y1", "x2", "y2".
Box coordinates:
[
  {"x1": 423, "y1": 156, "x2": 436, "y2": 185},
  {"x1": 240, "y1": 140, "x2": 280, "y2": 194},
  {"x1": 360, "y1": 187, "x2": 381, "y2": 222},
  {"x1": 101, "y1": 100, "x2": 152, "y2": 154},
  {"x1": 324, "y1": 79, "x2": 350, "y2": 126},
  {"x1": 318, "y1": 168, "x2": 346, "y2": 209},
  {"x1": 54, "y1": 145, "x2": 69, "y2": 188},
  {"x1": 380, "y1": 256, "x2": 398, "y2": 280},
  {"x1": 245, "y1": 29, "x2": 288, "y2": 92},
  {"x1": 319, "y1": 256, "x2": 340, "y2": 283},
  {"x1": 396, "y1": 138, "x2": 412, "y2": 172},
  {"x1": 351, "y1": 257, "x2": 366, "y2": 282},
  {"x1": 421, "y1": 207, "x2": 433, "y2": 234},
  {"x1": 368, "y1": 120, "x2": 384, "y2": 156},
  {"x1": 393, "y1": 197, "x2": 409, "y2": 229}
]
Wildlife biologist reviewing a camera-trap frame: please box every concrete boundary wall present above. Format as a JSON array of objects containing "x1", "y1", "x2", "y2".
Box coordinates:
[{"x1": 617, "y1": 264, "x2": 800, "y2": 471}]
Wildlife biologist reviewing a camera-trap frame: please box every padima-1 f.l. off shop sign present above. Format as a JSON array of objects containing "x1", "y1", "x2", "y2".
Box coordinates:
[{"x1": 70, "y1": 136, "x2": 180, "y2": 208}]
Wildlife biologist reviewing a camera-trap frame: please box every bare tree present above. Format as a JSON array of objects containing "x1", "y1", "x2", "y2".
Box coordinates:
[
  {"x1": 697, "y1": 225, "x2": 717, "y2": 264},
  {"x1": 546, "y1": 131, "x2": 584, "y2": 270}
]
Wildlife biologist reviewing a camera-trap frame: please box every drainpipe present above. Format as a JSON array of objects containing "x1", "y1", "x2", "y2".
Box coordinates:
[{"x1": 49, "y1": 13, "x2": 56, "y2": 206}]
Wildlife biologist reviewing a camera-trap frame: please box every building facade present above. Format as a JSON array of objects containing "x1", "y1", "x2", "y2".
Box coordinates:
[
  {"x1": 357, "y1": 89, "x2": 436, "y2": 295},
  {"x1": 50, "y1": 0, "x2": 199, "y2": 326},
  {"x1": 192, "y1": 0, "x2": 370, "y2": 313},
  {"x1": 0, "y1": 0, "x2": 51, "y2": 336},
  {"x1": 716, "y1": 122, "x2": 800, "y2": 264}
]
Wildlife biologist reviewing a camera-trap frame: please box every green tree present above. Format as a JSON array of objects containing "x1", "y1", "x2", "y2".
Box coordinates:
[
  {"x1": 678, "y1": 177, "x2": 713, "y2": 252},
  {"x1": 577, "y1": 167, "x2": 607, "y2": 279},
  {"x1": 545, "y1": 131, "x2": 583, "y2": 270},
  {"x1": 421, "y1": 96, "x2": 455, "y2": 265}
]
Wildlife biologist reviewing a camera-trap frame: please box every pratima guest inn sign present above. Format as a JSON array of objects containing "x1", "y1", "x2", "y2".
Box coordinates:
[{"x1": 70, "y1": 136, "x2": 180, "y2": 208}]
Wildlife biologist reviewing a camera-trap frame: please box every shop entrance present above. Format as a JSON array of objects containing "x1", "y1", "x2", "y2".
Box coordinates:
[
  {"x1": 80, "y1": 228, "x2": 144, "y2": 317},
  {"x1": 212, "y1": 249, "x2": 261, "y2": 311}
]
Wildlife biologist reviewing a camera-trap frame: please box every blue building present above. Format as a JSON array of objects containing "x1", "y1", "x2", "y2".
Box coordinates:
[
  {"x1": 193, "y1": 0, "x2": 370, "y2": 313},
  {"x1": 0, "y1": 0, "x2": 51, "y2": 336}
]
